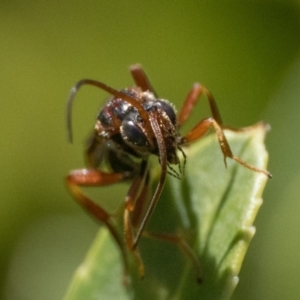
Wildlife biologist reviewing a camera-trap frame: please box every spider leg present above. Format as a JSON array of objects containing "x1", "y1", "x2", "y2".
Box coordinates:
[
  {"x1": 123, "y1": 161, "x2": 150, "y2": 278},
  {"x1": 65, "y1": 169, "x2": 131, "y2": 281},
  {"x1": 142, "y1": 232, "x2": 203, "y2": 284},
  {"x1": 178, "y1": 84, "x2": 271, "y2": 178},
  {"x1": 177, "y1": 83, "x2": 223, "y2": 127},
  {"x1": 130, "y1": 64, "x2": 158, "y2": 96},
  {"x1": 125, "y1": 168, "x2": 204, "y2": 282},
  {"x1": 182, "y1": 118, "x2": 272, "y2": 178},
  {"x1": 132, "y1": 112, "x2": 168, "y2": 248}
]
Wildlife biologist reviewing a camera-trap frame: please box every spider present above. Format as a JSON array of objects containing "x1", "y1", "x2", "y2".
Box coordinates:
[{"x1": 65, "y1": 64, "x2": 271, "y2": 282}]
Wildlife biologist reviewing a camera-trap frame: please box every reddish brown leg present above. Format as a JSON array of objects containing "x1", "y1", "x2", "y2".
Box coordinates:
[
  {"x1": 143, "y1": 232, "x2": 203, "y2": 283},
  {"x1": 124, "y1": 208, "x2": 145, "y2": 278},
  {"x1": 132, "y1": 112, "x2": 168, "y2": 248},
  {"x1": 125, "y1": 170, "x2": 203, "y2": 282},
  {"x1": 177, "y1": 83, "x2": 223, "y2": 127},
  {"x1": 65, "y1": 169, "x2": 130, "y2": 278},
  {"x1": 123, "y1": 163, "x2": 150, "y2": 278},
  {"x1": 130, "y1": 64, "x2": 158, "y2": 96},
  {"x1": 182, "y1": 118, "x2": 272, "y2": 178}
]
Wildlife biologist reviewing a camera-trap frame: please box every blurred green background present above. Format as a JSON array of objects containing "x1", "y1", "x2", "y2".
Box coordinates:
[{"x1": 1, "y1": 1, "x2": 300, "y2": 299}]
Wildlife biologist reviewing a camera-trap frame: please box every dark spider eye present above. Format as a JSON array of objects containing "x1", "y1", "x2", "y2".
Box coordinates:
[
  {"x1": 97, "y1": 108, "x2": 112, "y2": 126},
  {"x1": 121, "y1": 120, "x2": 148, "y2": 148},
  {"x1": 157, "y1": 100, "x2": 176, "y2": 125}
]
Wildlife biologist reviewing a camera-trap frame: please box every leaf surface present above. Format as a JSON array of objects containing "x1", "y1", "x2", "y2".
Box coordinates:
[{"x1": 64, "y1": 125, "x2": 270, "y2": 300}]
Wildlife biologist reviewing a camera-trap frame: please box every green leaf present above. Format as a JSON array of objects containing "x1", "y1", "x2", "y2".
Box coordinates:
[{"x1": 63, "y1": 124, "x2": 270, "y2": 300}]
